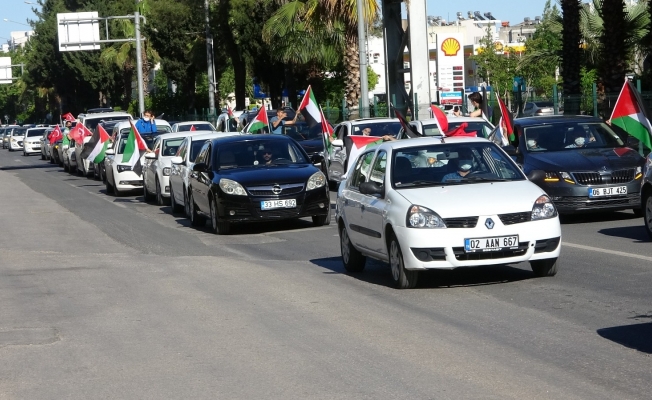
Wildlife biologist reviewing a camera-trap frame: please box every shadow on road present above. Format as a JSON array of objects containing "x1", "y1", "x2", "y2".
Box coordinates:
[
  {"x1": 597, "y1": 322, "x2": 652, "y2": 354},
  {"x1": 598, "y1": 225, "x2": 649, "y2": 243},
  {"x1": 0, "y1": 164, "x2": 54, "y2": 171},
  {"x1": 560, "y1": 211, "x2": 639, "y2": 225},
  {"x1": 311, "y1": 256, "x2": 534, "y2": 289}
]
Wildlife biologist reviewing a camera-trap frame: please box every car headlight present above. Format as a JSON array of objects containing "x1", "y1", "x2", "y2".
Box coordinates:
[
  {"x1": 543, "y1": 172, "x2": 559, "y2": 182},
  {"x1": 117, "y1": 165, "x2": 132, "y2": 173},
  {"x1": 637, "y1": 164, "x2": 644, "y2": 179},
  {"x1": 219, "y1": 178, "x2": 247, "y2": 196},
  {"x1": 306, "y1": 171, "x2": 326, "y2": 190},
  {"x1": 162, "y1": 167, "x2": 171, "y2": 176},
  {"x1": 531, "y1": 195, "x2": 557, "y2": 220},
  {"x1": 406, "y1": 205, "x2": 446, "y2": 228},
  {"x1": 559, "y1": 171, "x2": 575, "y2": 184}
]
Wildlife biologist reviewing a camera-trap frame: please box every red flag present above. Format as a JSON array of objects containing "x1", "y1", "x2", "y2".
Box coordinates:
[
  {"x1": 190, "y1": 125, "x2": 196, "y2": 131},
  {"x1": 62, "y1": 112, "x2": 75, "y2": 122},
  {"x1": 227, "y1": 106, "x2": 235, "y2": 120},
  {"x1": 430, "y1": 105, "x2": 449, "y2": 134},
  {"x1": 497, "y1": 96, "x2": 514, "y2": 142},
  {"x1": 393, "y1": 108, "x2": 421, "y2": 138},
  {"x1": 319, "y1": 105, "x2": 334, "y2": 139},
  {"x1": 68, "y1": 124, "x2": 80, "y2": 142},
  {"x1": 49, "y1": 125, "x2": 63, "y2": 144},
  {"x1": 445, "y1": 122, "x2": 476, "y2": 137}
]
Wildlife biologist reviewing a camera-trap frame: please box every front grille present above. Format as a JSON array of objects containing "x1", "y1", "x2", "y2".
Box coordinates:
[
  {"x1": 499, "y1": 212, "x2": 531, "y2": 225},
  {"x1": 443, "y1": 216, "x2": 478, "y2": 228},
  {"x1": 248, "y1": 183, "x2": 304, "y2": 196},
  {"x1": 452, "y1": 242, "x2": 529, "y2": 261},
  {"x1": 411, "y1": 247, "x2": 446, "y2": 261},
  {"x1": 554, "y1": 193, "x2": 639, "y2": 208},
  {"x1": 254, "y1": 208, "x2": 300, "y2": 218},
  {"x1": 571, "y1": 169, "x2": 636, "y2": 185}
]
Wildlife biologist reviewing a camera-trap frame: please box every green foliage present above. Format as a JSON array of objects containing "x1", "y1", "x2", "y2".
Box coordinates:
[
  {"x1": 367, "y1": 66, "x2": 378, "y2": 91},
  {"x1": 471, "y1": 27, "x2": 518, "y2": 97},
  {"x1": 580, "y1": 67, "x2": 598, "y2": 114}
]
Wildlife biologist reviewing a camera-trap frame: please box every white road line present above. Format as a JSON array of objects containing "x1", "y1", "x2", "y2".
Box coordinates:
[{"x1": 562, "y1": 242, "x2": 652, "y2": 262}]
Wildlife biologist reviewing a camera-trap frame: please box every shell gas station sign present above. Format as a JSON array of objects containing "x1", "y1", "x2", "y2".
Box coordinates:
[{"x1": 436, "y1": 34, "x2": 465, "y2": 104}]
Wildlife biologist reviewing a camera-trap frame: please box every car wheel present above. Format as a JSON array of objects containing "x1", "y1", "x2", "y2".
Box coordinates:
[
  {"x1": 143, "y1": 178, "x2": 154, "y2": 202},
  {"x1": 633, "y1": 208, "x2": 643, "y2": 218},
  {"x1": 389, "y1": 233, "x2": 419, "y2": 289},
  {"x1": 339, "y1": 223, "x2": 366, "y2": 272},
  {"x1": 69, "y1": 164, "x2": 76, "y2": 174},
  {"x1": 312, "y1": 202, "x2": 331, "y2": 226},
  {"x1": 530, "y1": 258, "x2": 559, "y2": 277},
  {"x1": 644, "y1": 191, "x2": 652, "y2": 240},
  {"x1": 22, "y1": 151, "x2": 26, "y2": 156},
  {"x1": 40, "y1": 152, "x2": 45, "y2": 160},
  {"x1": 113, "y1": 177, "x2": 123, "y2": 197},
  {"x1": 155, "y1": 178, "x2": 168, "y2": 206},
  {"x1": 188, "y1": 191, "x2": 206, "y2": 226},
  {"x1": 170, "y1": 184, "x2": 183, "y2": 214},
  {"x1": 63, "y1": 162, "x2": 69, "y2": 172},
  {"x1": 105, "y1": 174, "x2": 114, "y2": 194},
  {"x1": 184, "y1": 188, "x2": 191, "y2": 217},
  {"x1": 210, "y1": 196, "x2": 230, "y2": 234}
]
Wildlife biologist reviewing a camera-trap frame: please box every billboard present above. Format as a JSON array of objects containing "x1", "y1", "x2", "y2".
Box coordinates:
[
  {"x1": 436, "y1": 34, "x2": 465, "y2": 105},
  {"x1": 57, "y1": 12, "x2": 101, "y2": 51},
  {"x1": 0, "y1": 57, "x2": 11, "y2": 85}
]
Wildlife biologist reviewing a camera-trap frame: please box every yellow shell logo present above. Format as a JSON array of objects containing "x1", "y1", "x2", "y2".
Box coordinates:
[{"x1": 441, "y1": 38, "x2": 461, "y2": 56}]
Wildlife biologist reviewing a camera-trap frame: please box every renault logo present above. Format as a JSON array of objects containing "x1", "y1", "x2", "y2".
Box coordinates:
[
  {"x1": 485, "y1": 218, "x2": 495, "y2": 229},
  {"x1": 272, "y1": 185, "x2": 282, "y2": 195}
]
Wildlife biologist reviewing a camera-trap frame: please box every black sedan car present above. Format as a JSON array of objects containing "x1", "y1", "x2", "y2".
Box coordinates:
[
  {"x1": 512, "y1": 115, "x2": 644, "y2": 214},
  {"x1": 187, "y1": 135, "x2": 330, "y2": 234}
]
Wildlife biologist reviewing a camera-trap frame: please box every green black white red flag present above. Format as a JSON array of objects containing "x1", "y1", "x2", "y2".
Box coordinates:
[
  {"x1": 81, "y1": 124, "x2": 111, "y2": 163},
  {"x1": 121, "y1": 120, "x2": 149, "y2": 175},
  {"x1": 610, "y1": 80, "x2": 652, "y2": 150},
  {"x1": 245, "y1": 107, "x2": 270, "y2": 134},
  {"x1": 298, "y1": 85, "x2": 322, "y2": 128}
]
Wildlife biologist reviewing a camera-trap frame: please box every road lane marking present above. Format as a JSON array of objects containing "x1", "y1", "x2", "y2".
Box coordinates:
[{"x1": 563, "y1": 242, "x2": 652, "y2": 262}]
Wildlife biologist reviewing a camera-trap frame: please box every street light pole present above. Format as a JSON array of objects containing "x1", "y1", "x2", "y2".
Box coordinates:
[
  {"x1": 134, "y1": 11, "x2": 145, "y2": 116},
  {"x1": 356, "y1": 0, "x2": 369, "y2": 118}
]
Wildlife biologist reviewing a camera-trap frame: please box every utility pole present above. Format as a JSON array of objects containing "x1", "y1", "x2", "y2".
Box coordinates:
[
  {"x1": 134, "y1": 11, "x2": 145, "y2": 116},
  {"x1": 204, "y1": 0, "x2": 216, "y2": 116},
  {"x1": 356, "y1": 0, "x2": 369, "y2": 118}
]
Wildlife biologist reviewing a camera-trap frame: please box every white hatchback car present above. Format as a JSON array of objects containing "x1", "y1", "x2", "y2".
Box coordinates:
[
  {"x1": 104, "y1": 127, "x2": 160, "y2": 196},
  {"x1": 395, "y1": 116, "x2": 495, "y2": 139},
  {"x1": 169, "y1": 132, "x2": 240, "y2": 215},
  {"x1": 171, "y1": 121, "x2": 215, "y2": 132},
  {"x1": 22, "y1": 127, "x2": 48, "y2": 156},
  {"x1": 142, "y1": 131, "x2": 204, "y2": 205},
  {"x1": 336, "y1": 137, "x2": 561, "y2": 289}
]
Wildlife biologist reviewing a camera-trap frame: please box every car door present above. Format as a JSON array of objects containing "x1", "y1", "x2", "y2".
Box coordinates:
[
  {"x1": 170, "y1": 138, "x2": 188, "y2": 202},
  {"x1": 190, "y1": 142, "x2": 211, "y2": 213},
  {"x1": 341, "y1": 150, "x2": 376, "y2": 248},
  {"x1": 358, "y1": 150, "x2": 389, "y2": 255},
  {"x1": 329, "y1": 124, "x2": 350, "y2": 180},
  {"x1": 145, "y1": 137, "x2": 161, "y2": 190}
]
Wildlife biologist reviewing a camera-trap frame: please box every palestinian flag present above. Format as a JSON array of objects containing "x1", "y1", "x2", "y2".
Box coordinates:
[
  {"x1": 49, "y1": 125, "x2": 63, "y2": 145},
  {"x1": 81, "y1": 124, "x2": 110, "y2": 163},
  {"x1": 345, "y1": 136, "x2": 383, "y2": 175},
  {"x1": 394, "y1": 108, "x2": 420, "y2": 138},
  {"x1": 227, "y1": 106, "x2": 235, "y2": 120},
  {"x1": 298, "y1": 85, "x2": 321, "y2": 127},
  {"x1": 320, "y1": 105, "x2": 335, "y2": 152},
  {"x1": 121, "y1": 120, "x2": 149, "y2": 175},
  {"x1": 430, "y1": 104, "x2": 449, "y2": 134},
  {"x1": 496, "y1": 95, "x2": 514, "y2": 145},
  {"x1": 610, "y1": 80, "x2": 652, "y2": 150},
  {"x1": 245, "y1": 107, "x2": 269, "y2": 133}
]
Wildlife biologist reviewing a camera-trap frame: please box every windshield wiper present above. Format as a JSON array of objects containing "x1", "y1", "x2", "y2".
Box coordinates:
[
  {"x1": 409, "y1": 180, "x2": 440, "y2": 186},
  {"x1": 463, "y1": 176, "x2": 508, "y2": 182}
]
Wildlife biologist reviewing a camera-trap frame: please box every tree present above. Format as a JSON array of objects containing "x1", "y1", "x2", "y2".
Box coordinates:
[
  {"x1": 471, "y1": 28, "x2": 519, "y2": 99},
  {"x1": 599, "y1": 0, "x2": 628, "y2": 93},
  {"x1": 561, "y1": 0, "x2": 582, "y2": 114}
]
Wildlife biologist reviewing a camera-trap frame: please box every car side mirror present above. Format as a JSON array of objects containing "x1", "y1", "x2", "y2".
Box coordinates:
[
  {"x1": 145, "y1": 152, "x2": 156, "y2": 160},
  {"x1": 502, "y1": 145, "x2": 517, "y2": 156},
  {"x1": 331, "y1": 139, "x2": 343, "y2": 148},
  {"x1": 193, "y1": 162, "x2": 207, "y2": 172},
  {"x1": 310, "y1": 154, "x2": 324, "y2": 164},
  {"x1": 171, "y1": 156, "x2": 183, "y2": 165},
  {"x1": 105, "y1": 148, "x2": 115, "y2": 156},
  {"x1": 359, "y1": 181, "x2": 384, "y2": 196},
  {"x1": 527, "y1": 169, "x2": 546, "y2": 182}
]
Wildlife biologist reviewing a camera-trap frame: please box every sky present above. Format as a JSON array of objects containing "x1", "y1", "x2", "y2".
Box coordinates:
[{"x1": 1, "y1": 0, "x2": 551, "y2": 49}]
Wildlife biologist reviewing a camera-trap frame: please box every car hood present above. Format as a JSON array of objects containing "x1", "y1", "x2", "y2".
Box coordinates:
[
  {"x1": 217, "y1": 164, "x2": 318, "y2": 187},
  {"x1": 526, "y1": 147, "x2": 644, "y2": 171},
  {"x1": 396, "y1": 180, "x2": 545, "y2": 218}
]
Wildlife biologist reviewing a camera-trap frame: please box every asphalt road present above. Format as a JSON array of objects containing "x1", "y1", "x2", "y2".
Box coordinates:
[{"x1": 0, "y1": 149, "x2": 651, "y2": 399}]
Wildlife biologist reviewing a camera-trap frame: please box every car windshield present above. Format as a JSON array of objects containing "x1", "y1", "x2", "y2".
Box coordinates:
[
  {"x1": 390, "y1": 142, "x2": 525, "y2": 187},
  {"x1": 523, "y1": 121, "x2": 624, "y2": 152},
  {"x1": 448, "y1": 121, "x2": 493, "y2": 138},
  {"x1": 84, "y1": 115, "x2": 131, "y2": 130},
  {"x1": 13, "y1": 129, "x2": 26, "y2": 136},
  {"x1": 420, "y1": 124, "x2": 442, "y2": 136},
  {"x1": 533, "y1": 101, "x2": 554, "y2": 107},
  {"x1": 162, "y1": 138, "x2": 184, "y2": 157},
  {"x1": 351, "y1": 122, "x2": 402, "y2": 137},
  {"x1": 215, "y1": 139, "x2": 308, "y2": 170},
  {"x1": 178, "y1": 123, "x2": 213, "y2": 131},
  {"x1": 27, "y1": 129, "x2": 46, "y2": 137},
  {"x1": 157, "y1": 124, "x2": 172, "y2": 133},
  {"x1": 283, "y1": 122, "x2": 324, "y2": 141}
]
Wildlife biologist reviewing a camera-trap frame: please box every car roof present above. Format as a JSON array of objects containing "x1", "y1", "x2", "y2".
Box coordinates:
[
  {"x1": 173, "y1": 121, "x2": 213, "y2": 125},
  {"x1": 113, "y1": 120, "x2": 171, "y2": 130},
  {"x1": 417, "y1": 117, "x2": 493, "y2": 125},
  {"x1": 210, "y1": 133, "x2": 294, "y2": 145},
  {"x1": 514, "y1": 115, "x2": 601, "y2": 125},
  {"x1": 154, "y1": 131, "x2": 210, "y2": 141},
  {"x1": 189, "y1": 132, "x2": 239, "y2": 141},
  {"x1": 80, "y1": 111, "x2": 131, "y2": 120},
  {"x1": 345, "y1": 118, "x2": 399, "y2": 125},
  {"x1": 375, "y1": 136, "x2": 491, "y2": 152}
]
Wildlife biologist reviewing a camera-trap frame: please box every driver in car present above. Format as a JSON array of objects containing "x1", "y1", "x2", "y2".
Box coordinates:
[
  {"x1": 441, "y1": 156, "x2": 474, "y2": 182},
  {"x1": 262, "y1": 147, "x2": 274, "y2": 165}
]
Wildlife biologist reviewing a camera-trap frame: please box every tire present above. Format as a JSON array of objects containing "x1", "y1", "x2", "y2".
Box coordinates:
[
  {"x1": 169, "y1": 184, "x2": 183, "y2": 214},
  {"x1": 40, "y1": 153, "x2": 45, "y2": 160},
  {"x1": 530, "y1": 258, "x2": 559, "y2": 277},
  {"x1": 210, "y1": 196, "x2": 230, "y2": 234},
  {"x1": 339, "y1": 223, "x2": 366, "y2": 272},
  {"x1": 188, "y1": 190, "x2": 206, "y2": 227},
  {"x1": 105, "y1": 174, "x2": 114, "y2": 194},
  {"x1": 184, "y1": 188, "x2": 191, "y2": 217},
  {"x1": 143, "y1": 177, "x2": 154, "y2": 202},
  {"x1": 63, "y1": 162, "x2": 69, "y2": 172},
  {"x1": 388, "y1": 233, "x2": 419, "y2": 289},
  {"x1": 113, "y1": 176, "x2": 123, "y2": 197},
  {"x1": 312, "y1": 202, "x2": 331, "y2": 226},
  {"x1": 644, "y1": 191, "x2": 652, "y2": 240},
  {"x1": 633, "y1": 208, "x2": 643, "y2": 218},
  {"x1": 155, "y1": 178, "x2": 167, "y2": 206},
  {"x1": 22, "y1": 151, "x2": 26, "y2": 156}
]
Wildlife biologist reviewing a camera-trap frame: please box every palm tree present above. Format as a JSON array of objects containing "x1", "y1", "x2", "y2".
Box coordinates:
[
  {"x1": 263, "y1": 0, "x2": 379, "y2": 109},
  {"x1": 561, "y1": 0, "x2": 582, "y2": 115},
  {"x1": 599, "y1": 0, "x2": 628, "y2": 93}
]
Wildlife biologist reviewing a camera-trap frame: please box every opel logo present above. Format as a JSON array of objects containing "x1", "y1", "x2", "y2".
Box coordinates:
[
  {"x1": 485, "y1": 218, "x2": 495, "y2": 229},
  {"x1": 272, "y1": 185, "x2": 282, "y2": 195}
]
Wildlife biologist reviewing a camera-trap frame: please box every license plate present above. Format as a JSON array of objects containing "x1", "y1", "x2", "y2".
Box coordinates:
[
  {"x1": 588, "y1": 186, "x2": 627, "y2": 198},
  {"x1": 261, "y1": 199, "x2": 296, "y2": 210},
  {"x1": 464, "y1": 235, "x2": 519, "y2": 253}
]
